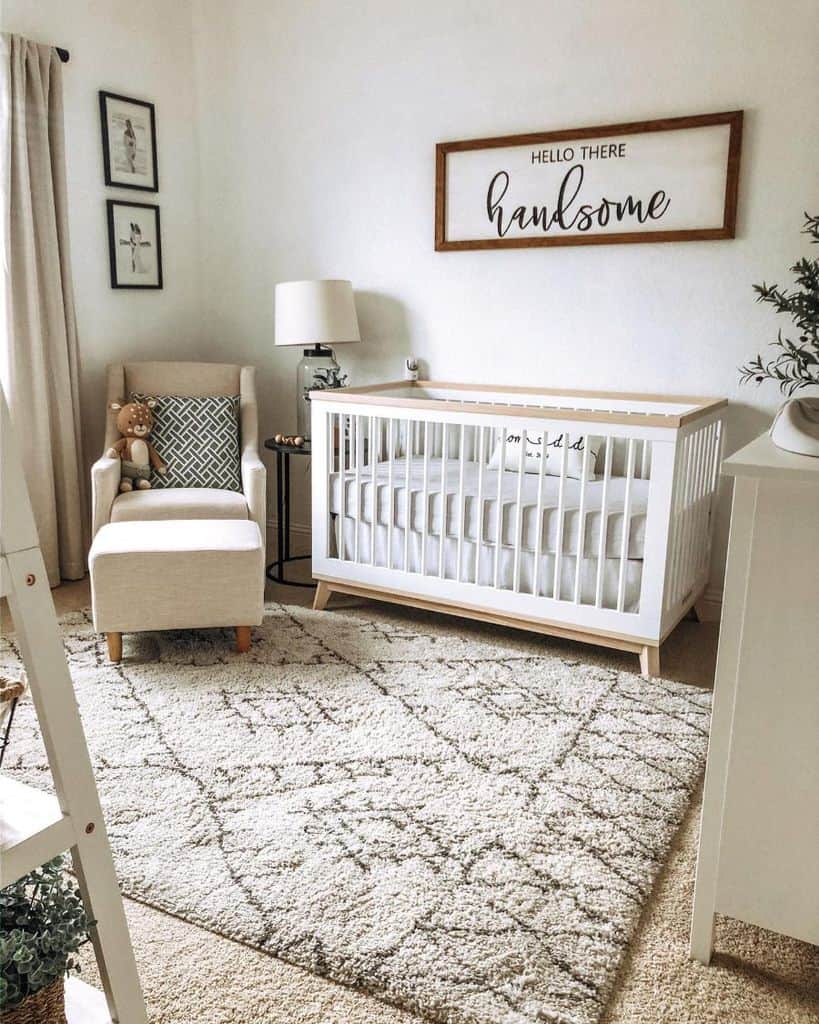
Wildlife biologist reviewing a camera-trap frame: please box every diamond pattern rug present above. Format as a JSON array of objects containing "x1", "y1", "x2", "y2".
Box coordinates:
[{"x1": 2, "y1": 604, "x2": 711, "y2": 1024}]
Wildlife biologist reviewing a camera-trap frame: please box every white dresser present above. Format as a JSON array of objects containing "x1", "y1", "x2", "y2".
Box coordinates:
[{"x1": 690, "y1": 433, "x2": 819, "y2": 963}]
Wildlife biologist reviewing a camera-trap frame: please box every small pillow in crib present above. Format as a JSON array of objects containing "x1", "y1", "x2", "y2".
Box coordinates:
[{"x1": 489, "y1": 429, "x2": 598, "y2": 480}]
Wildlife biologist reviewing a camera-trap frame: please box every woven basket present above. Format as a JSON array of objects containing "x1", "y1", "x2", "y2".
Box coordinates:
[{"x1": 3, "y1": 981, "x2": 66, "y2": 1024}]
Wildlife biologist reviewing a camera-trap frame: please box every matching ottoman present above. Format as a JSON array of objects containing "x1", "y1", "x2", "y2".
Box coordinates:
[{"x1": 89, "y1": 519, "x2": 264, "y2": 662}]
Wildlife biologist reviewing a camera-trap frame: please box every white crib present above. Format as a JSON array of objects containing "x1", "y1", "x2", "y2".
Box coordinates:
[{"x1": 310, "y1": 382, "x2": 725, "y2": 675}]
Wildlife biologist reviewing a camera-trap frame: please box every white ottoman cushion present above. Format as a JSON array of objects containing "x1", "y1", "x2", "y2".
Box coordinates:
[
  {"x1": 110, "y1": 487, "x2": 248, "y2": 523},
  {"x1": 90, "y1": 520, "x2": 263, "y2": 633}
]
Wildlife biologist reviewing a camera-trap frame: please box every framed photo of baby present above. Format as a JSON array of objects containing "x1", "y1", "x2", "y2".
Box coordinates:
[
  {"x1": 107, "y1": 200, "x2": 163, "y2": 289},
  {"x1": 99, "y1": 91, "x2": 158, "y2": 191}
]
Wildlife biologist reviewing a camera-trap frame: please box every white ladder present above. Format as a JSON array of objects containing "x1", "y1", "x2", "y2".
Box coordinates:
[{"x1": 1, "y1": 389, "x2": 147, "y2": 1023}]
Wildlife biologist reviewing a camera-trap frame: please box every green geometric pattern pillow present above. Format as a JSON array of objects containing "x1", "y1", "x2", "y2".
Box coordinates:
[{"x1": 132, "y1": 393, "x2": 241, "y2": 491}]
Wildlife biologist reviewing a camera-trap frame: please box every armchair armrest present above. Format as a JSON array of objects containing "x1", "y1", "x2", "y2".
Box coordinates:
[
  {"x1": 241, "y1": 448, "x2": 266, "y2": 554},
  {"x1": 91, "y1": 455, "x2": 121, "y2": 537}
]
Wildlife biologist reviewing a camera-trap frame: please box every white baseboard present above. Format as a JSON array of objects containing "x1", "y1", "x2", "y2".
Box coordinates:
[
  {"x1": 266, "y1": 518, "x2": 311, "y2": 555},
  {"x1": 697, "y1": 586, "x2": 723, "y2": 621}
]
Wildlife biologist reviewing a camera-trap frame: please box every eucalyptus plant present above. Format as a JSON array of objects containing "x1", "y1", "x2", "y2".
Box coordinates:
[
  {"x1": 0, "y1": 857, "x2": 92, "y2": 1010},
  {"x1": 739, "y1": 212, "x2": 819, "y2": 396}
]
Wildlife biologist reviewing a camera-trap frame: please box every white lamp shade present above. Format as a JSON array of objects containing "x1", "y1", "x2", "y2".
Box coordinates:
[{"x1": 274, "y1": 279, "x2": 360, "y2": 347}]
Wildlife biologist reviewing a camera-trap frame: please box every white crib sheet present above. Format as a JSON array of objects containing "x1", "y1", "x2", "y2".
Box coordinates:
[{"x1": 329, "y1": 458, "x2": 649, "y2": 560}]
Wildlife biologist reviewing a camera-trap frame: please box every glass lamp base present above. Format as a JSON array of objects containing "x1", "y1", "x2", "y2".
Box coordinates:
[{"x1": 297, "y1": 346, "x2": 340, "y2": 440}]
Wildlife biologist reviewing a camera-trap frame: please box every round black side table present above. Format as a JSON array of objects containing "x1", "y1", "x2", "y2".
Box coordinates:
[{"x1": 264, "y1": 438, "x2": 313, "y2": 587}]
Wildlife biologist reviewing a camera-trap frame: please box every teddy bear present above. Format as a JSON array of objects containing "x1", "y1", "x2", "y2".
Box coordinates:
[{"x1": 106, "y1": 398, "x2": 168, "y2": 492}]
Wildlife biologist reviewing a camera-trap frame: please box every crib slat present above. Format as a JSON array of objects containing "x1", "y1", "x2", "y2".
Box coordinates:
[
  {"x1": 531, "y1": 429, "x2": 548, "y2": 597},
  {"x1": 386, "y1": 418, "x2": 395, "y2": 570},
  {"x1": 703, "y1": 421, "x2": 720, "y2": 571},
  {"x1": 456, "y1": 424, "x2": 466, "y2": 583},
  {"x1": 667, "y1": 433, "x2": 689, "y2": 609},
  {"x1": 552, "y1": 433, "x2": 570, "y2": 600},
  {"x1": 616, "y1": 438, "x2": 636, "y2": 612},
  {"x1": 698, "y1": 422, "x2": 717, "y2": 575},
  {"x1": 572, "y1": 439, "x2": 591, "y2": 603},
  {"x1": 638, "y1": 440, "x2": 651, "y2": 479},
  {"x1": 421, "y1": 421, "x2": 431, "y2": 575},
  {"x1": 594, "y1": 437, "x2": 613, "y2": 607},
  {"x1": 353, "y1": 414, "x2": 363, "y2": 563},
  {"x1": 689, "y1": 426, "x2": 707, "y2": 580},
  {"x1": 675, "y1": 432, "x2": 697, "y2": 605},
  {"x1": 493, "y1": 428, "x2": 506, "y2": 589},
  {"x1": 705, "y1": 419, "x2": 724, "y2": 567},
  {"x1": 683, "y1": 428, "x2": 703, "y2": 594},
  {"x1": 685, "y1": 425, "x2": 708, "y2": 586},
  {"x1": 403, "y1": 418, "x2": 412, "y2": 572},
  {"x1": 710, "y1": 418, "x2": 723, "y2": 498},
  {"x1": 337, "y1": 413, "x2": 347, "y2": 560},
  {"x1": 327, "y1": 411, "x2": 337, "y2": 561},
  {"x1": 665, "y1": 433, "x2": 688, "y2": 610},
  {"x1": 369, "y1": 416, "x2": 377, "y2": 566},
  {"x1": 438, "y1": 424, "x2": 449, "y2": 578},
  {"x1": 512, "y1": 429, "x2": 527, "y2": 592},
  {"x1": 475, "y1": 426, "x2": 486, "y2": 585}
]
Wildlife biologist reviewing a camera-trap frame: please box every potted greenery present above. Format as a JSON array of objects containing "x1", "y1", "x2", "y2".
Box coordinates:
[
  {"x1": 739, "y1": 212, "x2": 819, "y2": 455},
  {"x1": 0, "y1": 857, "x2": 92, "y2": 1023}
]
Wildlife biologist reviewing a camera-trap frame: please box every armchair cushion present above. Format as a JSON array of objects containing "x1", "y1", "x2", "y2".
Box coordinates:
[
  {"x1": 133, "y1": 392, "x2": 241, "y2": 491},
  {"x1": 110, "y1": 487, "x2": 248, "y2": 523}
]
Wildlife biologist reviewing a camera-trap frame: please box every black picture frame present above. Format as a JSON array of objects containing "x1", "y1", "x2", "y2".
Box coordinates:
[
  {"x1": 106, "y1": 200, "x2": 163, "y2": 289},
  {"x1": 99, "y1": 91, "x2": 158, "y2": 192}
]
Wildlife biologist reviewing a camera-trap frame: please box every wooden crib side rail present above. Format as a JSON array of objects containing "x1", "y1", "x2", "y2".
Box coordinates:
[{"x1": 311, "y1": 381, "x2": 727, "y2": 429}]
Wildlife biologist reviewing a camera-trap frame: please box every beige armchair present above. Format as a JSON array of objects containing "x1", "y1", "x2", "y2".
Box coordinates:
[{"x1": 91, "y1": 362, "x2": 266, "y2": 550}]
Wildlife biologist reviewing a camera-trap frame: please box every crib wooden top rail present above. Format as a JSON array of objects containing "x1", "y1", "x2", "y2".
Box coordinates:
[{"x1": 310, "y1": 380, "x2": 726, "y2": 429}]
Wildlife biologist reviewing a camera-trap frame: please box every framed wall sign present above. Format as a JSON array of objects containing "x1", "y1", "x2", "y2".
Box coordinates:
[
  {"x1": 435, "y1": 111, "x2": 742, "y2": 251},
  {"x1": 106, "y1": 200, "x2": 163, "y2": 289},
  {"x1": 99, "y1": 91, "x2": 158, "y2": 192}
]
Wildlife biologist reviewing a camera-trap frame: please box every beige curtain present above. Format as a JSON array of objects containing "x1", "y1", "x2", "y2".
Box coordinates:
[{"x1": 1, "y1": 34, "x2": 87, "y2": 585}]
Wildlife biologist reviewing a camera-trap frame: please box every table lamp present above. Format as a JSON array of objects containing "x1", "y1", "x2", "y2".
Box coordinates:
[{"x1": 274, "y1": 279, "x2": 360, "y2": 439}]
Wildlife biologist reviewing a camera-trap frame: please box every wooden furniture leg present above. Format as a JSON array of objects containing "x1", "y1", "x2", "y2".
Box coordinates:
[
  {"x1": 235, "y1": 626, "x2": 251, "y2": 653},
  {"x1": 106, "y1": 633, "x2": 122, "y2": 663},
  {"x1": 639, "y1": 644, "x2": 660, "y2": 677},
  {"x1": 313, "y1": 581, "x2": 332, "y2": 611}
]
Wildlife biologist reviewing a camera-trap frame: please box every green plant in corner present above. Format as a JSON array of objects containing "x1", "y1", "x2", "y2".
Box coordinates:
[
  {"x1": 0, "y1": 856, "x2": 92, "y2": 1012},
  {"x1": 739, "y1": 212, "x2": 819, "y2": 395}
]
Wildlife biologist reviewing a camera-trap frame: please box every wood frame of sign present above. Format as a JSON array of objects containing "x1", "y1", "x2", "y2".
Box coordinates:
[{"x1": 434, "y1": 110, "x2": 743, "y2": 251}]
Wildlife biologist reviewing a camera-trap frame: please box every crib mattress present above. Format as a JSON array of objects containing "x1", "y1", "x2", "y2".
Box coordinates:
[
  {"x1": 329, "y1": 458, "x2": 649, "y2": 559},
  {"x1": 335, "y1": 518, "x2": 643, "y2": 611}
]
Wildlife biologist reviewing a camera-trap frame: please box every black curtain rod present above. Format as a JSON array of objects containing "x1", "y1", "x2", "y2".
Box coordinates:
[{"x1": 55, "y1": 46, "x2": 70, "y2": 63}]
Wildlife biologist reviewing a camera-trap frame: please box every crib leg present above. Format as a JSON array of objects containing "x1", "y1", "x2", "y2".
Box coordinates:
[
  {"x1": 313, "y1": 581, "x2": 332, "y2": 612},
  {"x1": 639, "y1": 645, "x2": 660, "y2": 677}
]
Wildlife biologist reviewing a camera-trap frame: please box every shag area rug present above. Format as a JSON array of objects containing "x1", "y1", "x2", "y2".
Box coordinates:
[{"x1": 3, "y1": 604, "x2": 711, "y2": 1024}]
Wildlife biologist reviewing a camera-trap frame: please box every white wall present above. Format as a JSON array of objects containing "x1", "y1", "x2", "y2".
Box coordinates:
[
  {"x1": 1, "y1": 0, "x2": 201, "y2": 459},
  {"x1": 3, "y1": 1, "x2": 817, "y2": 594},
  {"x1": 190, "y1": 0, "x2": 819, "y2": 593}
]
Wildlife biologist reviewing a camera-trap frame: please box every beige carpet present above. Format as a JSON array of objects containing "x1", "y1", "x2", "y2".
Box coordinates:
[
  {"x1": 33, "y1": 581, "x2": 819, "y2": 1022},
  {"x1": 79, "y1": 789, "x2": 818, "y2": 1024}
]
